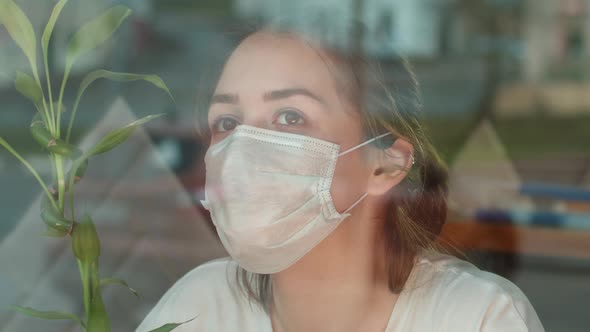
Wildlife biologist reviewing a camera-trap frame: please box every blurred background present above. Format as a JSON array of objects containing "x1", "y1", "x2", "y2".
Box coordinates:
[{"x1": 0, "y1": 0, "x2": 589, "y2": 331}]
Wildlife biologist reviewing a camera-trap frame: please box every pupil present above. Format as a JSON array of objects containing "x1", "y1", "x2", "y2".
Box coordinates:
[
  {"x1": 223, "y1": 119, "x2": 237, "y2": 131},
  {"x1": 286, "y1": 112, "x2": 299, "y2": 124}
]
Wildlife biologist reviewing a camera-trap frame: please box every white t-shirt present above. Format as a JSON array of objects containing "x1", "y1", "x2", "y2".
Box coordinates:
[{"x1": 136, "y1": 252, "x2": 545, "y2": 332}]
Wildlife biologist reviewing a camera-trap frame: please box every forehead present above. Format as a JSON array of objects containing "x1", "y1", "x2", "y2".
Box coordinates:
[{"x1": 215, "y1": 31, "x2": 339, "y2": 97}]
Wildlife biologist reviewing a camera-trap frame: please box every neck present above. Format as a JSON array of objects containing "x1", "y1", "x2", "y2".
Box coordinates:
[{"x1": 269, "y1": 201, "x2": 396, "y2": 332}]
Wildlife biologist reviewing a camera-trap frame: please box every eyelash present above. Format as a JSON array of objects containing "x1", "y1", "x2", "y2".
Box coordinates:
[
  {"x1": 210, "y1": 108, "x2": 306, "y2": 133},
  {"x1": 274, "y1": 108, "x2": 306, "y2": 126},
  {"x1": 210, "y1": 115, "x2": 239, "y2": 133}
]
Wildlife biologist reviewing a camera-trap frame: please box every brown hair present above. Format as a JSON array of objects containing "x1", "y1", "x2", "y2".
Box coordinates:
[{"x1": 195, "y1": 20, "x2": 449, "y2": 313}]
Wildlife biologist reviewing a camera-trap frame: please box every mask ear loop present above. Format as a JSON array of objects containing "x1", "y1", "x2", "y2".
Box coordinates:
[
  {"x1": 339, "y1": 192, "x2": 369, "y2": 217},
  {"x1": 338, "y1": 132, "x2": 392, "y2": 157},
  {"x1": 333, "y1": 132, "x2": 394, "y2": 219}
]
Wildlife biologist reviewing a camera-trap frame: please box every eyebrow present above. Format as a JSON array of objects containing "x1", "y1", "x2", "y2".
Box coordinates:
[
  {"x1": 263, "y1": 88, "x2": 325, "y2": 104},
  {"x1": 210, "y1": 93, "x2": 238, "y2": 104},
  {"x1": 210, "y1": 88, "x2": 326, "y2": 105}
]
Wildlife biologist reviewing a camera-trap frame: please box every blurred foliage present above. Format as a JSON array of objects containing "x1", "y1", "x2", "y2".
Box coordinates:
[
  {"x1": 154, "y1": 0, "x2": 232, "y2": 15},
  {"x1": 0, "y1": 127, "x2": 87, "y2": 155}
]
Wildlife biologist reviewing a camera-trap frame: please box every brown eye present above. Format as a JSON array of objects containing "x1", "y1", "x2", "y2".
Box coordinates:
[
  {"x1": 213, "y1": 117, "x2": 239, "y2": 132},
  {"x1": 276, "y1": 109, "x2": 305, "y2": 126}
]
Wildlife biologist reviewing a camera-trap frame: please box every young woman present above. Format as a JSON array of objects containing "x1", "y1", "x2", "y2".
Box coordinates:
[{"x1": 137, "y1": 23, "x2": 544, "y2": 332}]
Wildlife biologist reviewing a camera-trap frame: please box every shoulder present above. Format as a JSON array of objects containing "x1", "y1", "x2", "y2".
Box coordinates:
[
  {"x1": 136, "y1": 257, "x2": 257, "y2": 332},
  {"x1": 162, "y1": 257, "x2": 237, "y2": 300},
  {"x1": 402, "y1": 252, "x2": 544, "y2": 332}
]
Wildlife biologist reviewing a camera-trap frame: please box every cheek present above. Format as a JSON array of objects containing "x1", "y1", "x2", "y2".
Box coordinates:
[{"x1": 330, "y1": 152, "x2": 372, "y2": 213}]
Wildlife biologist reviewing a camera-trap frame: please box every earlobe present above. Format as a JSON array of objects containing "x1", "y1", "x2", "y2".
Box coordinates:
[{"x1": 366, "y1": 138, "x2": 414, "y2": 196}]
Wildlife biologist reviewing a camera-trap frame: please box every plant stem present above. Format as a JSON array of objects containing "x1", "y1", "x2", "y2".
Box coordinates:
[
  {"x1": 68, "y1": 158, "x2": 86, "y2": 221},
  {"x1": 33, "y1": 72, "x2": 55, "y2": 135},
  {"x1": 41, "y1": 94, "x2": 55, "y2": 134},
  {"x1": 49, "y1": 154, "x2": 57, "y2": 184},
  {"x1": 34, "y1": 103, "x2": 51, "y2": 134},
  {"x1": 69, "y1": 182, "x2": 75, "y2": 221},
  {"x1": 66, "y1": 99, "x2": 78, "y2": 143},
  {"x1": 55, "y1": 155, "x2": 66, "y2": 213},
  {"x1": 77, "y1": 259, "x2": 91, "y2": 323},
  {"x1": 43, "y1": 55, "x2": 56, "y2": 134},
  {"x1": 57, "y1": 69, "x2": 70, "y2": 137}
]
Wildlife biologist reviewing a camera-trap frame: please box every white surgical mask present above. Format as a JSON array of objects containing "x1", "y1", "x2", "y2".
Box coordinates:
[{"x1": 201, "y1": 125, "x2": 390, "y2": 274}]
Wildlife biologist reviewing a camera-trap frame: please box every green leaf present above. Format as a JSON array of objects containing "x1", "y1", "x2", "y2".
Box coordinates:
[
  {"x1": 148, "y1": 317, "x2": 197, "y2": 332},
  {"x1": 42, "y1": 0, "x2": 69, "y2": 120},
  {"x1": 99, "y1": 277, "x2": 139, "y2": 298},
  {"x1": 81, "y1": 70, "x2": 174, "y2": 102},
  {"x1": 0, "y1": 0, "x2": 38, "y2": 76},
  {"x1": 15, "y1": 71, "x2": 43, "y2": 106},
  {"x1": 11, "y1": 306, "x2": 86, "y2": 329},
  {"x1": 88, "y1": 113, "x2": 166, "y2": 157},
  {"x1": 72, "y1": 215, "x2": 101, "y2": 262},
  {"x1": 42, "y1": 0, "x2": 69, "y2": 62},
  {"x1": 67, "y1": 70, "x2": 174, "y2": 142},
  {"x1": 86, "y1": 291, "x2": 110, "y2": 332},
  {"x1": 65, "y1": 6, "x2": 131, "y2": 70}
]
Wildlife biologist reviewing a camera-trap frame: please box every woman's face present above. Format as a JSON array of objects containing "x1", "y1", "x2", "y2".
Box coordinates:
[{"x1": 207, "y1": 31, "x2": 374, "y2": 213}]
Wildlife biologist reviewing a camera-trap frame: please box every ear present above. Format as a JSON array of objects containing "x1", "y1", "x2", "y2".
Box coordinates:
[{"x1": 367, "y1": 137, "x2": 414, "y2": 196}]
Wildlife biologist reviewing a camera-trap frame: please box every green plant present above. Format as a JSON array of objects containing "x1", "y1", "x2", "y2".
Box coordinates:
[{"x1": 0, "y1": 0, "x2": 192, "y2": 331}]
